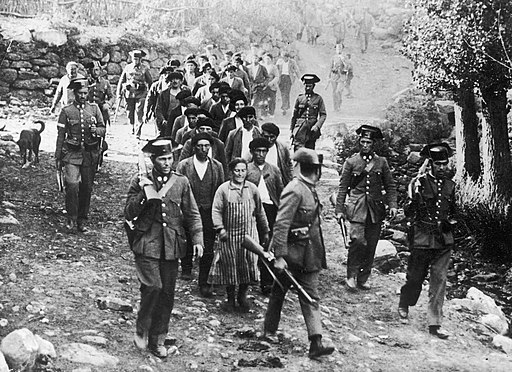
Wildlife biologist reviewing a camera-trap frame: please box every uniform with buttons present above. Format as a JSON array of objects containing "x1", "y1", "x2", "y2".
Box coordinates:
[{"x1": 88, "y1": 76, "x2": 114, "y2": 124}]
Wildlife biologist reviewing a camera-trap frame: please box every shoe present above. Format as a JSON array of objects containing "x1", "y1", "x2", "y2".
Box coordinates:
[
  {"x1": 308, "y1": 335, "x2": 334, "y2": 359},
  {"x1": 261, "y1": 330, "x2": 279, "y2": 344},
  {"x1": 429, "y1": 326, "x2": 449, "y2": 340},
  {"x1": 345, "y1": 277, "x2": 357, "y2": 292},
  {"x1": 398, "y1": 307, "x2": 409, "y2": 320},
  {"x1": 221, "y1": 286, "x2": 236, "y2": 312},
  {"x1": 237, "y1": 285, "x2": 250, "y2": 312},
  {"x1": 148, "y1": 335, "x2": 168, "y2": 358},
  {"x1": 133, "y1": 331, "x2": 148, "y2": 350},
  {"x1": 357, "y1": 282, "x2": 371, "y2": 290},
  {"x1": 180, "y1": 270, "x2": 193, "y2": 281},
  {"x1": 77, "y1": 220, "x2": 88, "y2": 233},
  {"x1": 65, "y1": 219, "x2": 76, "y2": 232},
  {"x1": 199, "y1": 285, "x2": 213, "y2": 298}
]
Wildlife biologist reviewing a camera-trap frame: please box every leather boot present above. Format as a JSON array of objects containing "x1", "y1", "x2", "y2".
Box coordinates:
[
  {"x1": 148, "y1": 334, "x2": 168, "y2": 358},
  {"x1": 237, "y1": 284, "x2": 250, "y2": 312},
  {"x1": 133, "y1": 330, "x2": 148, "y2": 350},
  {"x1": 308, "y1": 334, "x2": 334, "y2": 359},
  {"x1": 221, "y1": 285, "x2": 236, "y2": 312},
  {"x1": 345, "y1": 277, "x2": 357, "y2": 292}
]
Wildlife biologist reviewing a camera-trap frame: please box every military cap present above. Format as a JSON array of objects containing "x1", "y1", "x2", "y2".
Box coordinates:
[
  {"x1": 293, "y1": 148, "x2": 323, "y2": 165},
  {"x1": 167, "y1": 71, "x2": 184, "y2": 82},
  {"x1": 191, "y1": 132, "x2": 214, "y2": 147},
  {"x1": 249, "y1": 137, "x2": 271, "y2": 150},
  {"x1": 225, "y1": 64, "x2": 238, "y2": 72},
  {"x1": 68, "y1": 78, "x2": 89, "y2": 90},
  {"x1": 356, "y1": 124, "x2": 383, "y2": 140},
  {"x1": 196, "y1": 116, "x2": 215, "y2": 129},
  {"x1": 129, "y1": 49, "x2": 146, "y2": 58},
  {"x1": 175, "y1": 89, "x2": 192, "y2": 101},
  {"x1": 261, "y1": 122, "x2": 280, "y2": 136},
  {"x1": 219, "y1": 84, "x2": 232, "y2": 95},
  {"x1": 420, "y1": 143, "x2": 453, "y2": 163},
  {"x1": 183, "y1": 96, "x2": 201, "y2": 107},
  {"x1": 184, "y1": 107, "x2": 201, "y2": 117},
  {"x1": 237, "y1": 106, "x2": 256, "y2": 118},
  {"x1": 142, "y1": 137, "x2": 180, "y2": 156},
  {"x1": 84, "y1": 61, "x2": 104, "y2": 70},
  {"x1": 301, "y1": 74, "x2": 321, "y2": 84},
  {"x1": 209, "y1": 82, "x2": 222, "y2": 93}
]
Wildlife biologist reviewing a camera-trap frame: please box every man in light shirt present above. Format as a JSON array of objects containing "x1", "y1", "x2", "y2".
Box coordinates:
[
  {"x1": 261, "y1": 122, "x2": 293, "y2": 186},
  {"x1": 225, "y1": 106, "x2": 262, "y2": 163},
  {"x1": 50, "y1": 61, "x2": 84, "y2": 114}
]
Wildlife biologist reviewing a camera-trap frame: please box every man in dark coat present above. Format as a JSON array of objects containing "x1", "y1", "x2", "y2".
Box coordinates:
[
  {"x1": 125, "y1": 138, "x2": 203, "y2": 358},
  {"x1": 225, "y1": 106, "x2": 262, "y2": 163},
  {"x1": 85, "y1": 61, "x2": 114, "y2": 126},
  {"x1": 209, "y1": 84, "x2": 232, "y2": 132},
  {"x1": 398, "y1": 143, "x2": 456, "y2": 340},
  {"x1": 290, "y1": 74, "x2": 326, "y2": 150},
  {"x1": 144, "y1": 66, "x2": 172, "y2": 136},
  {"x1": 176, "y1": 132, "x2": 225, "y2": 296},
  {"x1": 55, "y1": 78, "x2": 106, "y2": 232},
  {"x1": 261, "y1": 122, "x2": 293, "y2": 186},
  {"x1": 263, "y1": 148, "x2": 334, "y2": 360},
  {"x1": 155, "y1": 72, "x2": 190, "y2": 137},
  {"x1": 217, "y1": 90, "x2": 248, "y2": 143},
  {"x1": 335, "y1": 125, "x2": 397, "y2": 291}
]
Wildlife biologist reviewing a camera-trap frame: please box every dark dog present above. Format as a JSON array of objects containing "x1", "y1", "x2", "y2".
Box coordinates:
[{"x1": 17, "y1": 120, "x2": 45, "y2": 167}]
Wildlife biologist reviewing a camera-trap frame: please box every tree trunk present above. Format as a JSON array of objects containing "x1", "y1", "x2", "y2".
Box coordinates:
[
  {"x1": 454, "y1": 86, "x2": 481, "y2": 181},
  {"x1": 480, "y1": 87, "x2": 512, "y2": 198}
]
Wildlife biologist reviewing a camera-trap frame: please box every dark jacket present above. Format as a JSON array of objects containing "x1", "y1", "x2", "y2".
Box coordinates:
[
  {"x1": 246, "y1": 162, "x2": 284, "y2": 206},
  {"x1": 124, "y1": 170, "x2": 203, "y2": 260},
  {"x1": 335, "y1": 152, "x2": 398, "y2": 224},
  {"x1": 209, "y1": 101, "x2": 232, "y2": 132},
  {"x1": 290, "y1": 92, "x2": 326, "y2": 146},
  {"x1": 225, "y1": 126, "x2": 262, "y2": 163},
  {"x1": 274, "y1": 141, "x2": 293, "y2": 186},
  {"x1": 271, "y1": 176, "x2": 326, "y2": 272},
  {"x1": 218, "y1": 116, "x2": 238, "y2": 143}
]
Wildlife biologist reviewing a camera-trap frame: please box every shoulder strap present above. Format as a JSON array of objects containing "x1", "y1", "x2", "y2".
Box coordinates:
[{"x1": 157, "y1": 173, "x2": 179, "y2": 198}]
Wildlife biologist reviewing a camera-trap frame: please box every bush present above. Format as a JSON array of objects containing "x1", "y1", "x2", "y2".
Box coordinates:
[
  {"x1": 456, "y1": 177, "x2": 512, "y2": 261},
  {"x1": 385, "y1": 91, "x2": 452, "y2": 145},
  {"x1": 333, "y1": 129, "x2": 394, "y2": 167}
]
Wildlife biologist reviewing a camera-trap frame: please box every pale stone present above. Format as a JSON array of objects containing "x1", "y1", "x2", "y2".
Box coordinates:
[
  {"x1": 35, "y1": 334, "x2": 56, "y2": 359},
  {"x1": 347, "y1": 333, "x2": 362, "y2": 343},
  {"x1": 493, "y1": 335, "x2": 512, "y2": 355},
  {"x1": 81, "y1": 335, "x2": 108, "y2": 346},
  {"x1": 480, "y1": 314, "x2": 509, "y2": 335},
  {"x1": 32, "y1": 30, "x2": 67, "y2": 46},
  {"x1": 375, "y1": 240, "x2": 397, "y2": 258},
  {"x1": 96, "y1": 297, "x2": 133, "y2": 312},
  {"x1": 60, "y1": 343, "x2": 119, "y2": 367},
  {"x1": 0, "y1": 352, "x2": 8, "y2": 372},
  {"x1": 0, "y1": 328, "x2": 39, "y2": 371}
]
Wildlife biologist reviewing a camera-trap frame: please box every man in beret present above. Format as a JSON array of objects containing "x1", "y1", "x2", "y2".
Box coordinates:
[
  {"x1": 335, "y1": 125, "x2": 397, "y2": 291},
  {"x1": 263, "y1": 148, "x2": 334, "y2": 360},
  {"x1": 144, "y1": 66, "x2": 173, "y2": 136},
  {"x1": 116, "y1": 50, "x2": 153, "y2": 136},
  {"x1": 246, "y1": 137, "x2": 284, "y2": 295},
  {"x1": 209, "y1": 84, "x2": 233, "y2": 132},
  {"x1": 218, "y1": 89, "x2": 248, "y2": 143},
  {"x1": 290, "y1": 74, "x2": 327, "y2": 150},
  {"x1": 176, "y1": 133, "x2": 225, "y2": 296},
  {"x1": 170, "y1": 96, "x2": 202, "y2": 141},
  {"x1": 398, "y1": 143, "x2": 456, "y2": 339},
  {"x1": 200, "y1": 81, "x2": 221, "y2": 112},
  {"x1": 225, "y1": 106, "x2": 262, "y2": 163},
  {"x1": 125, "y1": 137, "x2": 203, "y2": 358},
  {"x1": 55, "y1": 78, "x2": 106, "y2": 232},
  {"x1": 221, "y1": 65, "x2": 247, "y2": 97},
  {"x1": 174, "y1": 107, "x2": 201, "y2": 145},
  {"x1": 50, "y1": 61, "x2": 84, "y2": 114},
  {"x1": 261, "y1": 122, "x2": 293, "y2": 186},
  {"x1": 85, "y1": 61, "x2": 114, "y2": 126}
]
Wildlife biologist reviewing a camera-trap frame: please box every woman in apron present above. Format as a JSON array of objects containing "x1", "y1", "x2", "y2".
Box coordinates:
[{"x1": 208, "y1": 158, "x2": 269, "y2": 312}]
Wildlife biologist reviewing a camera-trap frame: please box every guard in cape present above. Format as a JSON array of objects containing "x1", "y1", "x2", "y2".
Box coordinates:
[
  {"x1": 125, "y1": 137, "x2": 203, "y2": 358},
  {"x1": 398, "y1": 143, "x2": 456, "y2": 340},
  {"x1": 335, "y1": 125, "x2": 397, "y2": 291},
  {"x1": 290, "y1": 74, "x2": 326, "y2": 150},
  {"x1": 116, "y1": 49, "x2": 153, "y2": 137},
  {"x1": 55, "y1": 78, "x2": 106, "y2": 232}
]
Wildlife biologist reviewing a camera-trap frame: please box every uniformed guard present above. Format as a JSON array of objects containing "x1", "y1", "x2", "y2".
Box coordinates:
[
  {"x1": 335, "y1": 125, "x2": 397, "y2": 291},
  {"x1": 55, "y1": 78, "x2": 106, "y2": 232},
  {"x1": 290, "y1": 74, "x2": 327, "y2": 150},
  {"x1": 116, "y1": 49, "x2": 153, "y2": 137},
  {"x1": 263, "y1": 148, "x2": 334, "y2": 360},
  {"x1": 125, "y1": 137, "x2": 203, "y2": 358},
  {"x1": 398, "y1": 143, "x2": 456, "y2": 340},
  {"x1": 85, "y1": 61, "x2": 114, "y2": 126}
]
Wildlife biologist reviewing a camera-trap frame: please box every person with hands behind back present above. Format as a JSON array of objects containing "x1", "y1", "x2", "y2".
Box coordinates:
[{"x1": 125, "y1": 137, "x2": 203, "y2": 358}]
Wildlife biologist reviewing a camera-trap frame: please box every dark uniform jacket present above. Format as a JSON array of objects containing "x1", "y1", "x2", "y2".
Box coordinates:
[
  {"x1": 124, "y1": 170, "x2": 203, "y2": 260},
  {"x1": 246, "y1": 162, "x2": 284, "y2": 206},
  {"x1": 271, "y1": 176, "x2": 327, "y2": 272},
  {"x1": 405, "y1": 173, "x2": 456, "y2": 249},
  {"x1": 117, "y1": 62, "x2": 152, "y2": 100},
  {"x1": 335, "y1": 152, "x2": 397, "y2": 224},
  {"x1": 55, "y1": 102, "x2": 106, "y2": 166},
  {"x1": 88, "y1": 76, "x2": 113, "y2": 110},
  {"x1": 290, "y1": 92, "x2": 327, "y2": 145}
]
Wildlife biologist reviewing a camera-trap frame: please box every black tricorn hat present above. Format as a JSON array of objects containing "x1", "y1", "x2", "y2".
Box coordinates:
[
  {"x1": 356, "y1": 124, "x2": 383, "y2": 140},
  {"x1": 69, "y1": 78, "x2": 89, "y2": 90},
  {"x1": 420, "y1": 143, "x2": 453, "y2": 163},
  {"x1": 142, "y1": 137, "x2": 181, "y2": 156},
  {"x1": 301, "y1": 73, "x2": 320, "y2": 84}
]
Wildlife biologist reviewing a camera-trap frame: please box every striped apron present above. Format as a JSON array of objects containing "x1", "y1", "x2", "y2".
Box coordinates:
[{"x1": 208, "y1": 184, "x2": 260, "y2": 285}]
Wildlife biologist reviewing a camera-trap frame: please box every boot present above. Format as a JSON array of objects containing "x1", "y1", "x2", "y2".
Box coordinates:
[
  {"x1": 429, "y1": 325, "x2": 450, "y2": 340},
  {"x1": 237, "y1": 284, "x2": 250, "y2": 312},
  {"x1": 345, "y1": 277, "x2": 357, "y2": 292},
  {"x1": 221, "y1": 285, "x2": 236, "y2": 312},
  {"x1": 308, "y1": 334, "x2": 334, "y2": 359},
  {"x1": 133, "y1": 330, "x2": 148, "y2": 350},
  {"x1": 77, "y1": 219, "x2": 88, "y2": 233},
  {"x1": 148, "y1": 334, "x2": 168, "y2": 358}
]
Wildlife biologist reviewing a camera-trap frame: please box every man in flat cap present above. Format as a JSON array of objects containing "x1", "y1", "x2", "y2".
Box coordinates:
[
  {"x1": 176, "y1": 132, "x2": 225, "y2": 297},
  {"x1": 125, "y1": 137, "x2": 203, "y2": 358},
  {"x1": 55, "y1": 78, "x2": 106, "y2": 232},
  {"x1": 398, "y1": 143, "x2": 456, "y2": 340},
  {"x1": 263, "y1": 148, "x2": 334, "y2": 360},
  {"x1": 225, "y1": 106, "x2": 262, "y2": 163},
  {"x1": 246, "y1": 137, "x2": 284, "y2": 295},
  {"x1": 50, "y1": 61, "x2": 85, "y2": 114},
  {"x1": 85, "y1": 61, "x2": 114, "y2": 126},
  {"x1": 290, "y1": 74, "x2": 327, "y2": 150},
  {"x1": 116, "y1": 50, "x2": 153, "y2": 137},
  {"x1": 335, "y1": 125, "x2": 397, "y2": 291},
  {"x1": 261, "y1": 122, "x2": 293, "y2": 186}
]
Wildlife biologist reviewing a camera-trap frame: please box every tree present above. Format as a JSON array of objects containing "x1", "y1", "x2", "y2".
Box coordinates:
[{"x1": 403, "y1": 0, "x2": 512, "y2": 197}]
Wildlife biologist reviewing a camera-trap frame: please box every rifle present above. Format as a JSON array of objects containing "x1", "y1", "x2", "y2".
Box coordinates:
[
  {"x1": 113, "y1": 94, "x2": 124, "y2": 124},
  {"x1": 337, "y1": 217, "x2": 348, "y2": 248},
  {"x1": 125, "y1": 152, "x2": 149, "y2": 236},
  {"x1": 56, "y1": 168, "x2": 64, "y2": 192},
  {"x1": 242, "y1": 235, "x2": 318, "y2": 306}
]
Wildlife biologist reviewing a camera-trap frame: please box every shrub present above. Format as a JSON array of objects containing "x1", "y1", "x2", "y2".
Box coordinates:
[
  {"x1": 456, "y1": 176, "x2": 512, "y2": 261},
  {"x1": 385, "y1": 91, "x2": 452, "y2": 145}
]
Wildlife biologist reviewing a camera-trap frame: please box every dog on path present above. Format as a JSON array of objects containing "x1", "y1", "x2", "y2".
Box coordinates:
[{"x1": 17, "y1": 120, "x2": 45, "y2": 167}]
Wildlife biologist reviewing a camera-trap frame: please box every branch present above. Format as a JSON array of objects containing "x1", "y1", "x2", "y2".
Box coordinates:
[
  {"x1": 0, "y1": 11, "x2": 35, "y2": 18},
  {"x1": 112, "y1": 0, "x2": 213, "y2": 12},
  {"x1": 463, "y1": 39, "x2": 512, "y2": 71},
  {"x1": 496, "y1": 8, "x2": 512, "y2": 71}
]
